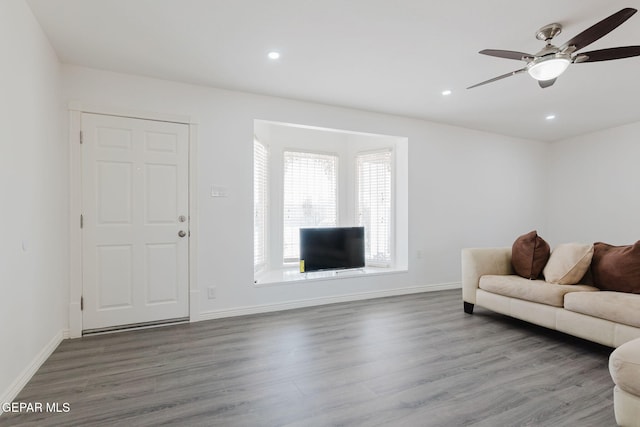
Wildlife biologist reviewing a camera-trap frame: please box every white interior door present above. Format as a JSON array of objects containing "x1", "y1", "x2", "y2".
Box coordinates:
[{"x1": 81, "y1": 113, "x2": 189, "y2": 331}]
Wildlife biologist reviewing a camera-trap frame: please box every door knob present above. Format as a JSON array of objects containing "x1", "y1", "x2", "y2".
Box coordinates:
[
  {"x1": 178, "y1": 230, "x2": 187, "y2": 238},
  {"x1": 178, "y1": 215, "x2": 186, "y2": 222}
]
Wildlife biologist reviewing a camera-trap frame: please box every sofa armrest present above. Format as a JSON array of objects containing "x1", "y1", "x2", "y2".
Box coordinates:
[{"x1": 462, "y1": 247, "x2": 513, "y2": 304}]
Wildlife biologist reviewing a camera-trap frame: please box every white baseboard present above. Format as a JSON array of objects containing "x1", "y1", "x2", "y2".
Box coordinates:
[
  {"x1": 0, "y1": 330, "x2": 66, "y2": 414},
  {"x1": 199, "y1": 282, "x2": 460, "y2": 322}
]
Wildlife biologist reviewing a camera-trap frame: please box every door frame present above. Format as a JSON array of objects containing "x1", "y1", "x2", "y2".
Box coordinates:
[{"x1": 68, "y1": 102, "x2": 200, "y2": 338}]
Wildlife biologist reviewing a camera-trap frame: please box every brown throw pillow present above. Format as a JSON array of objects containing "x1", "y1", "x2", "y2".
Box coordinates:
[
  {"x1": 592, "y1": 241, "x2": 640, "y2": 293},
  {"x1": 511, "y1": 230, "x2": 551, "y2": 279}
]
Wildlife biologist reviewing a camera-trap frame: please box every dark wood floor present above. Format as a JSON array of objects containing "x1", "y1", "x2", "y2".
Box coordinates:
[{"x1": 1, "y1": 290, "x2": 616, "y2": 426}]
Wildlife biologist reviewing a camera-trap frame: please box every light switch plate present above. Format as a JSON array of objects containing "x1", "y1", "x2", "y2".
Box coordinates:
[{"x1": 211, "y1": 186, "x2": 228, "y2": 197}]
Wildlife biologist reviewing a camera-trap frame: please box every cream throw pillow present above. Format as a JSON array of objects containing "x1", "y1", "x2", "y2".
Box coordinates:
[{"x1": 543, "y1": 243, "x2": 594, "y2": 285}]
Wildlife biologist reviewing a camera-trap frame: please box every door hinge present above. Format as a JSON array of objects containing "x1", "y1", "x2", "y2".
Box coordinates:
[
  {"x1": 80, "y1": 131, "x2": 83, "y2": 144},
  {"x1": 80, "y1": 214, "x2": 84, "y2": 229},
  {"x1": 80, "y1": 296, "x2": 84, "y2": 311}
]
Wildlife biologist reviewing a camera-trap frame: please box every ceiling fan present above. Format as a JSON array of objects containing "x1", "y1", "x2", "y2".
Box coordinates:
[{"x1": 468, "y1": 7, "x2": 640, "y2": 89}]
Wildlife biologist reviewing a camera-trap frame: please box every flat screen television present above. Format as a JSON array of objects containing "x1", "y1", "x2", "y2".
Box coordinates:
[{"x1": 299, "y1": 226, "x2": 365, "y2": 272}]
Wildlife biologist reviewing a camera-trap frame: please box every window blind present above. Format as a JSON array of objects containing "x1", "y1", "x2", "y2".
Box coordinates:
[
  {"x1": 357, "y1": 150, "x2": 392, "y2": 266},
  {"x1": 283, "y1": 151, "x2": 338, "y2": 262},
  {"x1": 254, "y1": 139, "x2": 268, "y2": 271}
]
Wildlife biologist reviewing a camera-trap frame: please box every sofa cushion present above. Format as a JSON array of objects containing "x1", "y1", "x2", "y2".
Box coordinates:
[
  {"x1": 609, "y1": 338, "x2": 640, "y2": 397},
  {"x1": 543, "y1": 243, "x2": 594, "y2": 285},
  {"x1": 592, "y1": 241, "x2": 640, "y2": 294},
  {"x1": 564, "y1": 291, "x2": 640, "y2": 328},
  {"x1": 479, "y1": 275, "x2": 599, "y2": 307},
  {"x1": 511, "y1": 230, "x2": 550, "y2": 279}
]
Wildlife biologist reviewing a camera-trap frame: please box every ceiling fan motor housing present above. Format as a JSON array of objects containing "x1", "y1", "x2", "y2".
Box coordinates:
[{"x1": 536, "y1": 23, "x2": 562, "y2": 41}]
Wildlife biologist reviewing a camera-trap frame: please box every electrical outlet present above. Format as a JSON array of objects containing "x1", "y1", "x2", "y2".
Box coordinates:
[{"x1": 207, "y1": 287, "x2": 216, "y2": 299}]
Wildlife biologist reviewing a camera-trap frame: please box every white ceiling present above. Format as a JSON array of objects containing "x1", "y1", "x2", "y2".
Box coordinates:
[{"x1": 27, "y1": 0, "x2": 640, "y2": 142}]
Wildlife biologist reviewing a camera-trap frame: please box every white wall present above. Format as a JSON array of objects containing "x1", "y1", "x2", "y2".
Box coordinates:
[
  {"x1": 547, "y1": 121, "x2": 640, "y2": 246},
  {"x1": 0, "y1": 0, "x2": 66, "y2": 404},
  {"x1": 61, "y1": 65, "x2": 549, "y2": 317}
]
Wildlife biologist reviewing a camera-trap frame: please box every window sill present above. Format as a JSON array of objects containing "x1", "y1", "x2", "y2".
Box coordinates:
[{"x1": 254, "y1": 265, "x2": 408, "y2": 287}]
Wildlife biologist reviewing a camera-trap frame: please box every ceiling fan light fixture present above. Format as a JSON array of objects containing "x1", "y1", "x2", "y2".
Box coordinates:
[{"x1": 527, "y1": 55, "x2": 571, "y2": 81}]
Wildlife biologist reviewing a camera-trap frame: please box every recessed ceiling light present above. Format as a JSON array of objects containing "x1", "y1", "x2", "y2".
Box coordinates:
[
  {"x1": 545, "y1": 114, "x2": 556, "y2": 120},
  {"x1": 441, "y1": 90, "x2": 452, "y2": 96},
  {"x1": 268, "y1": 51, "x2": 280, "y2": 60}
]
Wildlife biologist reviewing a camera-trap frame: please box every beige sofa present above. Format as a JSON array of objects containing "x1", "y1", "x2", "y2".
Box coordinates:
[{"x1": 462, "y1": 247, "x2": 640, "y2": 427}]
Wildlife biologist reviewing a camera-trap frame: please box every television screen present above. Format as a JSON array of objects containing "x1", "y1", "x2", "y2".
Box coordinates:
[{"x1": 300, "y1": 227, "x2": 365, "y2": 272}]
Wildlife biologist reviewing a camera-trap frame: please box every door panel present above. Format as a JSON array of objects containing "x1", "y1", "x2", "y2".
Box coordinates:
[
  {"x1": 97, "y1": 245, "x2": 133, "y2": 309},
  {"x1": 97, "y1": 161, "x2": 132, "y2": 224},
  {"x1": 146, "y1": 243, "x2": 178, "y2": 303},
  {"x1": 82, "y1": 113, "x2": 189, "y2": 331},
  {"x1": 145, "y1": 164, "x2": 177, "y2": 223}
]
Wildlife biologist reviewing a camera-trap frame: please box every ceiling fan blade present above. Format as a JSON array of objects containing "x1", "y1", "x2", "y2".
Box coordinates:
[
  {"x1": 560, "y1": 8, "x2": 637, "y2": 52},
  {"x1": 538, "y1": 78, "x2": 556, "y2": 89},
  {"x1": 479, "y1": 49, "x2": 534, "y2": 61},
  {"x1": 467, "y1": 68, "x2": 527, "y2": 89},
  {"x1": 577, "y1": 46, "x2": 640, "y2": 62}
]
